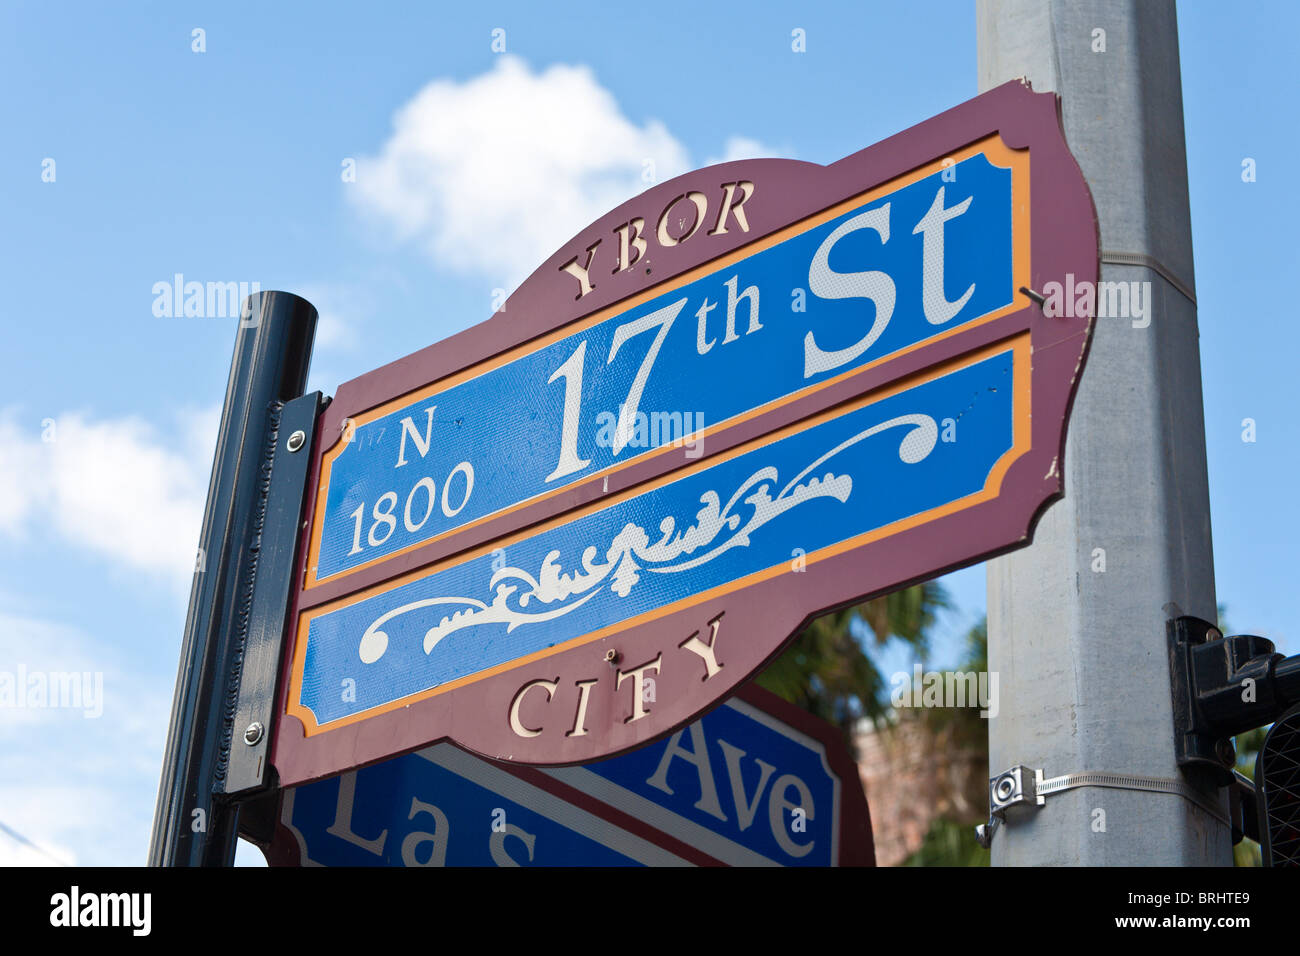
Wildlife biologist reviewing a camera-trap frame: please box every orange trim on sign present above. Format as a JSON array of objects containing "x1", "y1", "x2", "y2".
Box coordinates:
[
  {"x1": 303, "y1": 133, "x2": 1032, "y2": 589},
  {"x1": 286, "y1": 333, "x2": 1032, "y2": 735}
]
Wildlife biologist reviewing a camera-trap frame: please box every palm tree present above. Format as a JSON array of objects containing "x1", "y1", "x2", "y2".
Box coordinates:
[
  {"x1": 755, "y1": 581, "x2": 949, "y2": 749},
  {"x1": 901, "y1": 616, "x2": 991, "y2": 865}
]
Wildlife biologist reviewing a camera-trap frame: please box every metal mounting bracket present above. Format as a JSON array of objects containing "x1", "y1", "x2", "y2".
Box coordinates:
[
  {"x1": 218, "y1": 391, "x2": 321, "y2": 798},
  {"x1": 975, "y1": 764, "x2": 1230, "y2": 849}
]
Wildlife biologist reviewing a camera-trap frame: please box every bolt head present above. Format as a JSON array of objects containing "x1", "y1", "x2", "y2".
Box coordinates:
[
  {"x1": 243, "y1": 721, "x2": 265, "y2": 746},
  {"x1": 287, "y1": 430, "x2": 306, "y2": 453}
]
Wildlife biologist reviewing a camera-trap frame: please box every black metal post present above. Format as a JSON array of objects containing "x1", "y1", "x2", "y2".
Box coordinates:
[{"x1": 149, "y1": 291, "x2": 316, "y2": 866}]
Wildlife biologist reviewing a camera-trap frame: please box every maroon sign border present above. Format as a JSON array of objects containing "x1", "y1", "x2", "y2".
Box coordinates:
[{"x1": 270, "y1": 79, "x2": 1097, "y2": 784}]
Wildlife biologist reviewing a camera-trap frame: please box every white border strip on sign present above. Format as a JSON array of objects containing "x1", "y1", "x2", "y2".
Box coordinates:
[
  {"x1": 724, "y1": 697, "x2": 842, "y2": 867},
  {"x1": 419, "y1": 745, "x2": 690, "y2": 866},
  {"x1": 540, "y1": 764, "x2": 778, "y2": 867},
  {"x1": 281, "y1": 744, "x2": 693, "y2": 867},
  {"x1": 542, "y1": 700, "x2": 841, "y2": 867}
]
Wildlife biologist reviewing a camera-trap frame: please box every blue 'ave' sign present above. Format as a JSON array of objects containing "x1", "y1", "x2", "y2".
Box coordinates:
[{"x1": 277, "y1": 694, "x2": 853, "y2": 866}]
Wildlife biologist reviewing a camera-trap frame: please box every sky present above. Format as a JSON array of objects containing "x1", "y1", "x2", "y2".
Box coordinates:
[{"x1": 0, "y1": 1, "x2": 1295, "y2": 866}]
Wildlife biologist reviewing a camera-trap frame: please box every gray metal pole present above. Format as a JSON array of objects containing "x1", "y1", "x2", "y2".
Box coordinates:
[
  {"x1": 149, "y1": 291, "x2": 317, "y2": 866},
  {"x1": 977, "y1": 0, "x2": 1230, "y2": 864}
]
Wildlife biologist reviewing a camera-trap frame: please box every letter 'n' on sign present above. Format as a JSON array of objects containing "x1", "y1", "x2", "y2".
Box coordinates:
[{"x1": 396, "y1": 406, "x2": 435, "y2": 467}]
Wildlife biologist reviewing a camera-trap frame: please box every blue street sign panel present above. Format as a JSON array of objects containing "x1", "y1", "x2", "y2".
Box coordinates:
[
  {"x1": 272, "y1": 81, "x2": 1095, "y2": 783},
  {"x1": 306, "y1": 148, "x2": 1021, "y2": 585},
  {"x1": 282, "y1": 745, "x2": 681, "y2": 866},
  {"x1": 270, "y1": 689, "x2": 872, "y2": 866},
  {"x1": 290, "y1": 342, "x2": 1019, "y2": 734}
]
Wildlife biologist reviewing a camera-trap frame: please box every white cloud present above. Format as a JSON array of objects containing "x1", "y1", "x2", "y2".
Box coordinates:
[
  {"x1": 350, "y1": 56, "x2": 782, "y2": 287},
  {"x1": 295, "y1": 282, "x2": 363, "y2": 352},
  {"x1": 705, "y1": 136, "x2": 780, "y2": 166},
  {"x1": 0, "y1": 408, "x2": 217, "y2": 592},
  {"x1": 316, "y1": 311, "x2": 353, "y2": 351},
  {"x1": 0, "y1": 419, "x2": 42, "y2": 535},
  {"x1": 0, "y1": 605, "x2": 174, "y2": 866}
]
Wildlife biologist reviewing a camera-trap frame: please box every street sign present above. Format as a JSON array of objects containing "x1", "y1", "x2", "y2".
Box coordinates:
[
  {"x1": 265, "y1": 684, "x2": 873, "y2": 866},
  {"x1": 271, "y1": 79, "x2": 1097, "y2": 785}
]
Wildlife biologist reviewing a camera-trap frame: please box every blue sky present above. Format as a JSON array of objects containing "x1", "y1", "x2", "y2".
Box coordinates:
[{"x1": 0, "y1": 1, "x2": 1295, "y2": 865}]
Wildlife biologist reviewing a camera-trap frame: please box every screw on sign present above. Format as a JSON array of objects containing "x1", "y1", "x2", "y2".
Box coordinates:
[{"x1": 268, "y1": 79, "x2": 1097, "y2": 786}]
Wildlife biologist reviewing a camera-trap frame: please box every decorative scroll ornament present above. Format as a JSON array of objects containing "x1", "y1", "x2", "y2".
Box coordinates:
[{"x1": 357, "y1": 414, "x2": 937, "y2": 665}]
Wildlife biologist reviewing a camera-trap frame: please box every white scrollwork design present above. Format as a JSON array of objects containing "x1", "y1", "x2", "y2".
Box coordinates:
[{"x1": 356, "y1": 413, "x2": 937, "y2": 664}]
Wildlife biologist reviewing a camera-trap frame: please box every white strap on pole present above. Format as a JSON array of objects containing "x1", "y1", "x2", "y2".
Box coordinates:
[
  {"x1": 1036, "y1": 770, "x2": 1229, "y2": 827},
  {"x1": 1100, "y1": 250, "x2": 1198, "y2": 306}
]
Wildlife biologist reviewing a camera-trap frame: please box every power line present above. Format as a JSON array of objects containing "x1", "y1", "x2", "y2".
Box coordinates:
[{"x1": 0, "y1": 817, "x2": 69, "y2": 866}]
